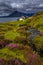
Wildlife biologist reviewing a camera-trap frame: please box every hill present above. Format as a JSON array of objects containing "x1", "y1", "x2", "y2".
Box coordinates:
[
  {"x1": 9, "y1": 10, "x2": 34, "y2": 17},
  {"x1": 0, "y1": 11, "x2": 43, "y2": 65},
  {"x1": 29, "y1": 11, "x2": 43, "y2": 32}
]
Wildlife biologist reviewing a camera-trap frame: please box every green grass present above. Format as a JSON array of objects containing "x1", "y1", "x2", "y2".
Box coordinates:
[
  {"x1": 29, "y1": 11, "x2": 43, "y2": 32},
  {"x1": 0, "y1": 48, "x2": 26, "y2": 63},
  {"x1": 32, "y1": 35, "x2": 43, "y2": 51},
  {"x1": 4, "y1": 31, "x2": 20, "y2": 41}
]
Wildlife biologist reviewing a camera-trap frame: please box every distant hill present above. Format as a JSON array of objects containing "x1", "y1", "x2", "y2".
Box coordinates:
[
  {"x1": 0, "y1": 10, "x2": 34, "y2": 18},
  {"x1": 9, "y1": 10, "x2": 34, "y2": 17}
]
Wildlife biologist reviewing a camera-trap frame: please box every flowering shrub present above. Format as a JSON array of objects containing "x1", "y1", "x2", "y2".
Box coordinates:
[
  {"x1": 0, "y1": 58, "x2": 4, "y2": 65},
  {"x1": 6, "y1": 43, "x2": 17, "y2": 50},
  {"x1": 27, "y1": 53, "x2": 41, "y2": 65}
]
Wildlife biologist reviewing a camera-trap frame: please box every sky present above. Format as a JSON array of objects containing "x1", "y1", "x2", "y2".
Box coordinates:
[{"x1": 0, "y1": 0, "x2": 43, "y2": 13}]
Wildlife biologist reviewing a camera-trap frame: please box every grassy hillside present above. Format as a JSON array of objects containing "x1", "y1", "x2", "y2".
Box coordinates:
[
  {"x1": 29, "y1": 12, "x2": 43, "y2": 32},
  {"x1": 0, "y1": 11, "x2": 43, "y2": 65}
]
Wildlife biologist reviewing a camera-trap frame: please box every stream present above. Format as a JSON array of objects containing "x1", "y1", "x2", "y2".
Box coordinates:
[{"x1": 27, "y1": 28, "x2": 40, "y2": 50}]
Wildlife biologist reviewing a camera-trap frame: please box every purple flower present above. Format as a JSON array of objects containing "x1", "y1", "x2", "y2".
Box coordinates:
[
  {"x1": 0, "y1": 58, "x2": 3, "y2": 62},
  {"x1": 0, "y1": 58, "x2": 4, "y2": 65},
  {"x1": 6, "y1": 43, "x2": 17, "y2": 49},
  {"x1": 32, "y1": 54, "x2": 37, "y2": 59}
]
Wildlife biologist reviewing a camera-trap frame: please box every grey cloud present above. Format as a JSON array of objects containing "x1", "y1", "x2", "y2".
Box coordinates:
[{"x1": 0, "y1": 0, "x2": 43, "y2": 13}]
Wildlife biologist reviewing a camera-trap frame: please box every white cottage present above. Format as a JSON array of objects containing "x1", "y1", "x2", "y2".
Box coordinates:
[{"x1": 19, "y1": 16, "x2": 25, "y2": 21}]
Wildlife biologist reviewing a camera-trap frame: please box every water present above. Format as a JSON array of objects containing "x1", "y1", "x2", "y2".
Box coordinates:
[
  {"x1": 0, "y1": 17, "x2": 20, "y2": 22},
  {"x1": 27, "y1": 28, "x2": 40, "y2": 50}
]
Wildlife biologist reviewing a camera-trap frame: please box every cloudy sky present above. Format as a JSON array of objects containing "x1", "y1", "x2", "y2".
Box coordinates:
[{"x1": 0, "y1": 0, "x2": 43, "y2": 13}]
